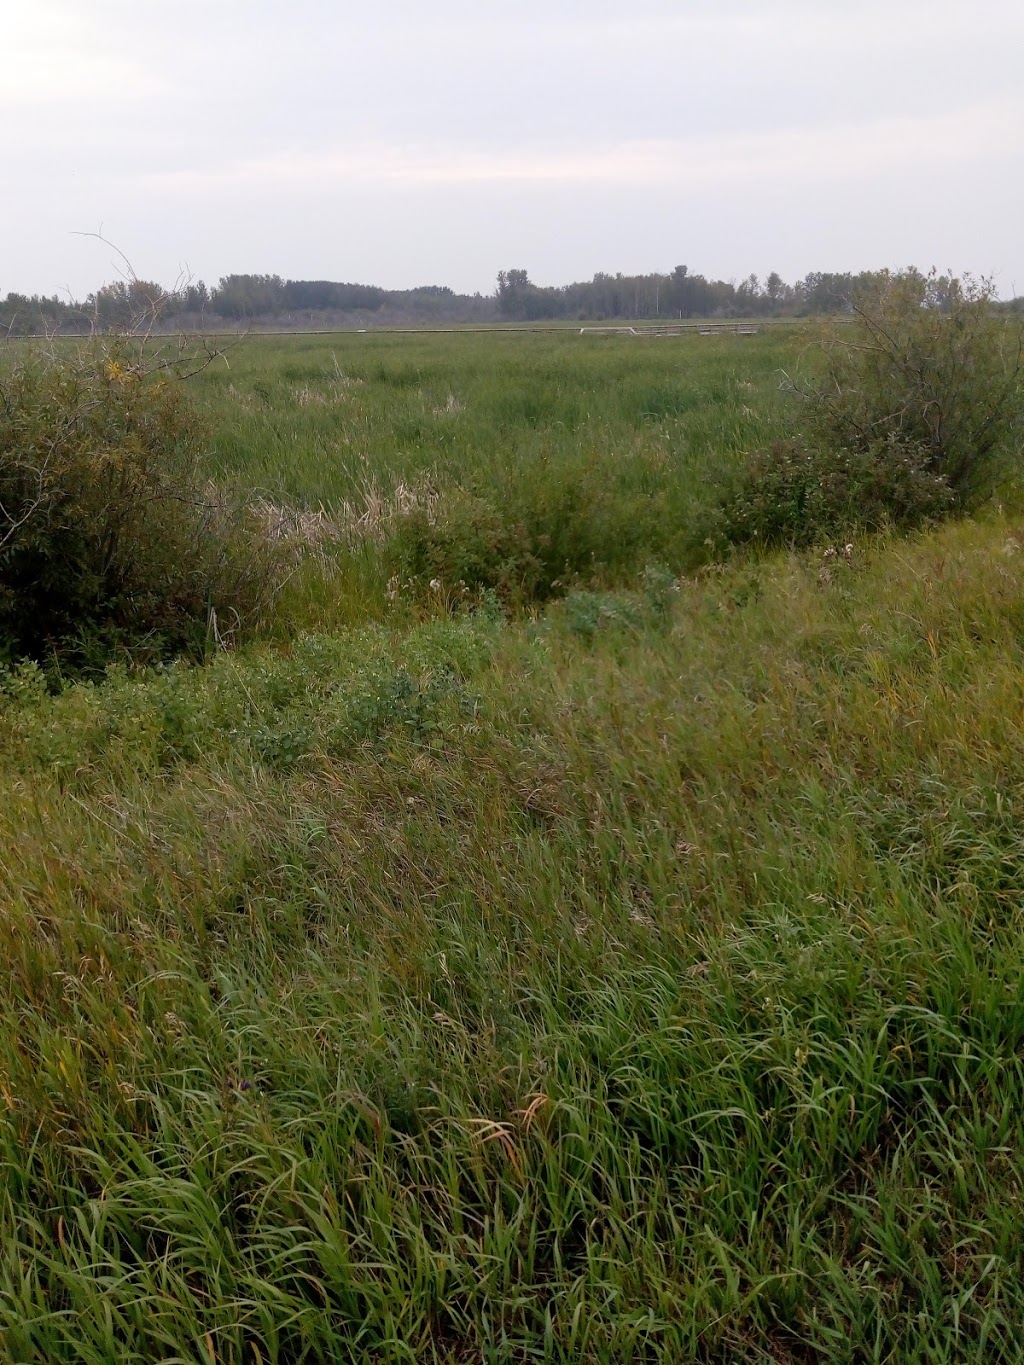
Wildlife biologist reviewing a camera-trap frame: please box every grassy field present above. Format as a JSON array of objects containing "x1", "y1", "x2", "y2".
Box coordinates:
[
  {"x1": 194, "y1": 330, "x2": 789, "y2": 504},
  {"x1": 4, "y1": 328, "x2": 1024, "y2": 1361},
  {"x1": 189, "y1": 329, "x2": 799, "y2": 635}
]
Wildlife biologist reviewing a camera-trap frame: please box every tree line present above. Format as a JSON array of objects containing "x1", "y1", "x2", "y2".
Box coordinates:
[
  {"x1": 1, "y1": 265, "x2": 1018, "y2": 334},
  {"x1": 494, "y1": 266, "x2": 1006, "y2": 321}
]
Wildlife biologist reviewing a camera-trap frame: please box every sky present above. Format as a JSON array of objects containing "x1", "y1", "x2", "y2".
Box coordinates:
[{"x1": 4, "y1": 0, "x2": 1023, "y2": 300}]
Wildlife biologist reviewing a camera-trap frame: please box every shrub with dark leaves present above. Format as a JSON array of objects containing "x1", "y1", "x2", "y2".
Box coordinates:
[
  {"x1": 0, "y1": 340, "x2": 279, "y2": 668},
  {"x1": 720, "y1": 436, "x2": 955, "y2": 549}
]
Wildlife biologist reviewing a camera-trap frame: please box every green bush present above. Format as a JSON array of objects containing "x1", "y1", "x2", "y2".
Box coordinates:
[
  {"x1": 720, "y1": 271, "x2": 1022, "y2": 551},
  {"x1": 798, "y1": 270, "x2": 1024, "y2": 497},
  {"x1": 0, "y1": 340, "x2": 280, "y2": 666},
  {"x1": 720, "y1": 436, "x2": 955, "y2": 549},
  {"x1": 387, "y1": 451, "x2": 674, "y2": 607},
  {"x1": 389, "y1": 486, "x2": 545, "y2": 604}
]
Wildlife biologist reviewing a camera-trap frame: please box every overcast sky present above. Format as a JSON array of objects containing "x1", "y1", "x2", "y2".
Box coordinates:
[{"x1": 4, "y1": 0, "x2": 1023, "y2": 299}]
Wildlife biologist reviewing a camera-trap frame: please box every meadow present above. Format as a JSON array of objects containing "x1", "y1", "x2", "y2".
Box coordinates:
[
  {"x1": 3, "y1": 326, "x2": 1024, "y2": 1362},
  {"x1": 195, "y1": 329, "x2": 788, "y2": 505}
]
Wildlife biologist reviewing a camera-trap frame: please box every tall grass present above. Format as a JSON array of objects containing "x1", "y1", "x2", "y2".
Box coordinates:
[
  {"x1": 196, "y1": 331, "x2": 790, "y2": 504},
  {"x1": 193, "y1": 331, "x2": 795, "y2": 611},
  {"x1": 3, "y1": 329, "x2": 1024, "y2": 1360}
]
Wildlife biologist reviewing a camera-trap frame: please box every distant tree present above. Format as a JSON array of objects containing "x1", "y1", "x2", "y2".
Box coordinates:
[
  {"x1": 764, "y1": 271, "x2": 788, "y2": 314},
  {"x1": 495, "y1": 270, "x2": 565, "y2": 321},
  {"x1": 0, "y1": 292, "x2": 85, "y2": 335},
  {"x1": 496, "y1": 269, "x2": 532, "y2": 319},
  {"x1": 176, "y1": 280, "x2": 210, "y2": 313},
  {"x1": 212, "y1": 274, "x2": 285, "y2": 319},
  {"x1": 10, "y1": 259, "x2": 994, "y2": 334},
  {"x1": 664, "y1": 265, "x2": 721, "y2": 318},
  {"x1": 735, "y1": 273, "x2": 762, "y2": 314},
  {"x1": 87, "y1": 279, "x2": 169, "y2": 328},
  {"x1": 281, "y1": 280, "x2": 386, "y2": 312},
  {"x1": 795, "y1": 272, "x2": 848, "y2": 315}
]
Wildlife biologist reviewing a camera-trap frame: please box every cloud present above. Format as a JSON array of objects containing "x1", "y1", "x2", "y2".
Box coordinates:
[
  {"x1": 139, "y1": 100, "x2": 1020, "y2": 196},
  {"x1": 3, "y1": 0, "x2": 1021, "y2": 296}
]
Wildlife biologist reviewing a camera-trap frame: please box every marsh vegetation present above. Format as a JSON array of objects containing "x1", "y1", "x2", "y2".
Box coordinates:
[{"x1": 2, "y1": 289, "x2": 1024, "y2": 1360}]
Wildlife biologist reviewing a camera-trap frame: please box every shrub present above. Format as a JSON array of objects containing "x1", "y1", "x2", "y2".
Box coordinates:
[
  {"x1": 720, "y1": 271, "x2": 1023, "y2": 551},
  {"x1": 386, "y1": 452, "x2": 674, "y2": 607},
  {"x1": 388, "y1": 486, "x2": 545, "y2": 605},
  {"x1": 0, "y1": 339, "x2": 280, "y2": 666},
  {"x1": 720, "y1": 436, "x2": 955, "y2": 549},
  {"x1": 796, "y1": 270, "x2": 1024, "y2": 498}
]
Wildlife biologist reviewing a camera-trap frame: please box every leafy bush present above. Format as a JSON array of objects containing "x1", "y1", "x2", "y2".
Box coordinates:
[
  {"x1": 798, "y1": 270, "x2": 1024, "y2": 497},
  {"x1": 0, "y1": 339, "x2": 280, "y2": 666},
  {"x1": 387, "y1": 452, "x2": 674, "y2": 607},
  {"x1": 720, "y1": 436, "x2": 955, "y2": 549},
  {"x1": 720, "y1": 271, "x2": 1022, "y2": 551},
  {"x1": 388, "y1": 486, "x2": 544, "y2": 603}
]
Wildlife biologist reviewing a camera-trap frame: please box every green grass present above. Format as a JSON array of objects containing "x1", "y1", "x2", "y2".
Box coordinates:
[
  {"x1": 3, "y1": 328, "x2": 1024, "y2": 1360},
  {"x1": 197, "y1": 329, "x2": 788, "y2": 516},
  {"x1": 189, "y1": 329, "x2": 803, "y2": 623}
]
